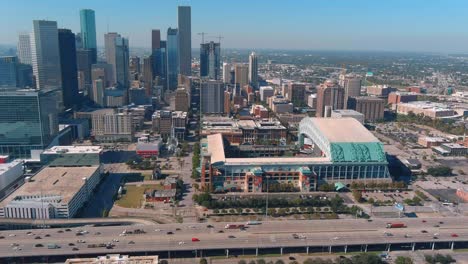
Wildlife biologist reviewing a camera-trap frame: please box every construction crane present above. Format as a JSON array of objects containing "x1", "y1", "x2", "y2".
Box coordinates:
[
  {"x1": 197, "y1": 32, "x2": 208, "y2": 44},
  {"x1": 209, "y1": 35, "x2": 224, "y2": 44}
]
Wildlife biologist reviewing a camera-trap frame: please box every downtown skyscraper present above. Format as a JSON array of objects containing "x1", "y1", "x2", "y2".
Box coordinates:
[
  {"x1": 249, "y1": 52, "x2": 258, "y2": 89},
  {"x1": 105, "y1": 32, "x2": 129, "y2": 89},
  {"x1": 17, "y1": 33, "x2": 32, "y2": 65},
  {"x1": 58, "y1": 29, "x2": 79, "y2": 108},
  {"x1": 30, "y1": 20, "x2": 62, "y2": 91},
  {"x1": 177, "y1": 6, "x2": 191, "y2": 76},
  {"x1": 200, "y1": 41, "x2": 220, "y2": 80},
  {"x1": 80, "y1": 9, "x2": 97, "y2": 63},
  {"x1": 166, "y1": 28, "x2": 179, "y2": 90}
]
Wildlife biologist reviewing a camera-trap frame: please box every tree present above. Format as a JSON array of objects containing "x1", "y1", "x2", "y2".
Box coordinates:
[
  {"x1": 350, "y1": 253, "x2": 384, "y2": 264},
  {"x1": 199, "y1": 258, "x2": 208, "y2": 264},
  {"x1": 257, "y1": 259, "x2": 266, "y2": 264},
  {"x1": 238, "y1": 261, "x2": 247, "y2": 264},
  {"x1": 274, "y1": 260, "x2": 285, "y2": 264},
  {"x1": 427, "y1": 166, "x2": 452, "y2": 177},
  {"x1": 395, "y1": 256, "x2": 414, "y2": 264},
  {"x1": 249, "y1": 261, "x2": 256, "y2": 264}
]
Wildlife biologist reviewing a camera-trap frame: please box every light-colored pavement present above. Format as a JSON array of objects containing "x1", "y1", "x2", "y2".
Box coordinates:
[{"x1": 0, "y1": 217, "x2": 467, "y2": 258}]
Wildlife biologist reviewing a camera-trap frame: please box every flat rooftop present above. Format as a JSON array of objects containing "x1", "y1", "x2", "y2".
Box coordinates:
[
  {"x1": 42, "y1": 145, "x2": 102, "y2": 154},
  {"x1": 0, "y1": 166, "x2": 100, "y2": 207},
  {"x1": 308, "y1": 118, "x2": 379, "y2": 143}
]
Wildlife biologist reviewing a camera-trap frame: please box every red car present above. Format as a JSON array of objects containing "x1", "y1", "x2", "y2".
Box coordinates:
[
  {"x1": 451, "y1": 234, "x2": 459, "y2": 237},
  {"x1": 422, "y1": 220, "x2": 427, "y2": 223},
  {"x1": 192, "y1": 238, "x2": 200, "y2": 242}
]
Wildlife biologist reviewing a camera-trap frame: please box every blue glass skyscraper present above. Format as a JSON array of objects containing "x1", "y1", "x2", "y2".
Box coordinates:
[
  {"x1": 166, "y1": 28, "x2": 179, "y2": 90},
  {"x1": 80, "y1": 9, "x2": 97, "y2": 63}
]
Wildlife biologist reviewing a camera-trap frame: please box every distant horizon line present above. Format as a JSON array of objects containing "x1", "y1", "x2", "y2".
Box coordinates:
[{"x1": 0, "y1": 42, "x2": 465, "y2": 55}]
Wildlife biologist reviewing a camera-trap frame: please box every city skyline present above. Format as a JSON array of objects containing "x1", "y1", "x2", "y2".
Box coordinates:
[{"x1": 1, "y1": 0, "x2": 468, "y2": 53}]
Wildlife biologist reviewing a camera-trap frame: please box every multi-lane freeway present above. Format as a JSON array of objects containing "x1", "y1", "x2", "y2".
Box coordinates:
[{"x1": 1, "y1": 217, "x2": 467, "y2": 260}]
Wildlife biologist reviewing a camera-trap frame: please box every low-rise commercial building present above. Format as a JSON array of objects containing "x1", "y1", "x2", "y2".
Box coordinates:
[
  {"x1": 0, "y1": 165, "x2": 101, "y2": 219},
  {"x1": 432, "y1": 143, "x2": 467, "y2": 156},
  {"x1": 417, "y1": 136, "x2": 448, "y2": 148},
  {"x1": 388, "y1": 92, "x2": 418, "y2": 105},
  {"x1": 0, "y1": 158, "x2": 23, "y2": 199},
  {"x1": 65, "y1": 254, "x2": 158, "y2": 264},
  {"x1": 268, "y1": 95, "x2": 293, "y2": 113},
  {"x1": 40, "y1": 145, "x2": 102, "y2": 166},
  {"x1": 331, "y1": 109, "x2": 365, "y2": 124},
  {"x1": 396, "y1": 101, "x2": 455, "y2": 119},
  {"x1": 136, "y1": 136, "x2": 162, "y2": 158},
  {"x1": 152, "y1": 110, "x2": 187, "y2": 140},
  {"x1": 251, "y1": 104, "x2": 269, "y2": 119},
  {"x1": 366, "y1": 85, "x2": 397, "y2": 98}
]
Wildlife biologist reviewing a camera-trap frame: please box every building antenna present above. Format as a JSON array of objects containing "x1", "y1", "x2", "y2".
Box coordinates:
[{"x1": 107, "y1": 17, "x2": 109, "y2": 33}]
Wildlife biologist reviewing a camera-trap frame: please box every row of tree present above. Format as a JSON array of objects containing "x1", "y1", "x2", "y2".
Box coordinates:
[
  {"x1": 192, "y1": 142, "x2": 200, "y2": 179},
  {"x1": 397, "y1": 112, "x2": 465, "y2": 135}
]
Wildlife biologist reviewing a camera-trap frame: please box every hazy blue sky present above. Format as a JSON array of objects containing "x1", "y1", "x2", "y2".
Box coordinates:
[{"x1": 2, "y1": 0, "x2": 468, "y2": 52}]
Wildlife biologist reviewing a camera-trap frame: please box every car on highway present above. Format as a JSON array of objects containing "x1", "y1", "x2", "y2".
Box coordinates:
[
  {"x1": 65, "y1": 229, "x2": 72, "y2": 232},
  {"x1": 421, "y1": 220, "x2": 427, "y2": 223},
  {"x1": 421, "y1": 230, "x2": 428, "y2": 233},
  {"x1": 217, "y1": 230, "x2": 224, "y2": 233},
  {"x1": 175, "y1": 228, "x2": 181, "y2": 231},
  {"x1": 451, "y1": 234, "x2": 459, "y2": 237},
  {"x1": 0, "y1": 236, "x2": 4, "y2": 239},
  {"x1": 433, "y1": 224, "x2": 440, "y2": 227},
  {"x1": 26, "y1": 231, "x2": 32, "y2": 235},
  {"x1": 178, "y1": 241, "x2": 185, "y2": 245},
  {"x1": 72, "y1": 247, "x2": 79, "y2": 251},
  {"x1": 10, "y1": 243, "x2": 19, "y2": 247},
  {"x1": 68, "y1": 243, "x2": 75, "y2": 246},
  {"x1": 8, "y1": 234, "x2": 15, "y2": 237},
  {"x1": 207, "y1": 225, "x2": 214, "y2": 228},
  {"x1": 34, "y1": 244, "x2": 43, "y2": 247},
  {"x1": 45, "y1": 234, "x2": 50, "y2": 237},
  {"x1": 95, "y1": 232, "x2": 101, "y2": 235},
  {"x1": 191, "y1": 238, "x2": 200, "y2": 242},
  {"x1": 77, "y1": 240, "x2": 86, "y2": 243},
  {"x1": 57, "y1": 230, "x2": 64, "y2": 233},
  {"x1": 289, "y1": 256, "x2": 296, "y2": 261},
  {"x1": 112, "y1": 239, "x2": 119, "y2": 242},
  {"x1": 129, "y1": 241, "x2": 135, "y2": 244},
  {"x1": 167, "y1": 231, "x2": 174, "y2": 235},
  {"x1": 404, "y1": 234, "x2": 411, "y2": 238},
  {"x1": 228, "y1": 235, "x2": 236, "y2": 239},
  {"x1": 34, "y1": 236, "x2": 41, "y2": 239}
]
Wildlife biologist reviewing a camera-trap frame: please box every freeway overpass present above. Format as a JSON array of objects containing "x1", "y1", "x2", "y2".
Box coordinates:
[
  {"x1": 0, "y1": 217, "x2": 467, "y2": 262},
  {"x1": 0, "y1": 217, "x2": 156, "y2": 230}
]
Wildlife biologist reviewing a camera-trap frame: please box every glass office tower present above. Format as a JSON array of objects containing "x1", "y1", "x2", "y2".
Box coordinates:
[
  {"x1": 166, "y1": 28, "x2": 179, "y2": 90},
  {"x1": 0, "y1": 89, "x2": 60, "y2": 158},
  {"x1": 80, "y1": 9, "x2": 97, "y2": 63}
]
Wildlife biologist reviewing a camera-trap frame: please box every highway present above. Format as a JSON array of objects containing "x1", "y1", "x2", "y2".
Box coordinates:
[{"x1": 0, "y1": 217, "x2": 467, "y2": 259}]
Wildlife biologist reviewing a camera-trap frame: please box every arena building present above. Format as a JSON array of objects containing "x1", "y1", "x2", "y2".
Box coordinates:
[{"x1": 200, "y1": 117, "x2": 391, "y2": 193}]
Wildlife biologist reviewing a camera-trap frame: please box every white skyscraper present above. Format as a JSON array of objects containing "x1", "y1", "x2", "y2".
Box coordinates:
[
  {"x1": 31, "y1": 20, "x2": 62, "y2": 90},
  {"x1": 248, "y1": 52, "x2": 258, "y2": 89},
  {"x1": 222, "y1": 62, "x2": 231, "y2": 84},
  {"x1": 17, "y1": 33, "x2": 32, "y2": 65}
]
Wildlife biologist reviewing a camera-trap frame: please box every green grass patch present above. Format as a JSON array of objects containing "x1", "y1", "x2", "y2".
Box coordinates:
[{"x1": 115, "y1": 184, "x2": 163, "y2": 208}]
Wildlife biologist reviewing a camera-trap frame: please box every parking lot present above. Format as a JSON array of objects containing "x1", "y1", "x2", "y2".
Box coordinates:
[{"x1": 362, "y1": 190, "x2": 416, "y2": 204}]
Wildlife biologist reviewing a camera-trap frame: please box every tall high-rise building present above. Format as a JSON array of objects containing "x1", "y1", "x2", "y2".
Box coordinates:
[
  {"x1": 316, "y1": 80, "x2": 345, "y2": 117},
  {"x1": 234, "y1": 64, "x2": 249, "y2": 96},
  {"x1": 76, "y1": 49, "x2": 93, "y2": 92},
  {"x1": 248, "y1": 52, "x2": 258, "y2": 89},
  {"x1": 17, "y1": 33, "x2": 32, "y2": 65},
  {"x1": 105, "y1": 32, "x2": 129, "y2": 89},
  {"x1": 115, "y1": 36, "x2": 130, "y2": 89},
  {"x1": 151, "y1": 29, "x2": 162, "y2": 77},
  {"x1": 79, "y1": 9, "x2": 97, "y2": 63},
  {"x1": 178, "y1": 6, "x2": 191, "y2": 76},
  {"x1": 167, "y1": 28, "x2": 179, "y2": 90},
  {"x1": 91, "y1": 78, "x2": 105, "y2": 106},
  {"x1": 342, "y1": 74, "x2": 361, "y2": 108},
  {"x1": 0, "y1": 89, "x2": 60, "y2": 158},
  {"x1": 58, "y1": 29, "x2": 79, "y2": 108},
  {"x1": 31, "y1": 20, "x2": 62, "y2": 91},
  {"x1": 104, "y1": 32, "x2": 118, "y2": 83},
  {"x1": 201, "y1": 80, "x2": 224, "y2": 114},
  {"x1": 222, "y1": 62, "x2": 231, "y2": 84},
  {"x1": 143, "y1": 56, "x2": 153, "y2": 97},
  {"x1": 200, "y1": 41, "x2": 221, "y2": 80},
  {"x1": 0, "y1": 56, "x2": 17, "y2": 87}
]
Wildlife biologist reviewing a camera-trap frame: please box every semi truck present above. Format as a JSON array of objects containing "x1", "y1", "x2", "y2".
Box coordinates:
[{"x1": 386, "y1": 223, "x2": 406, "y2": 228}]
